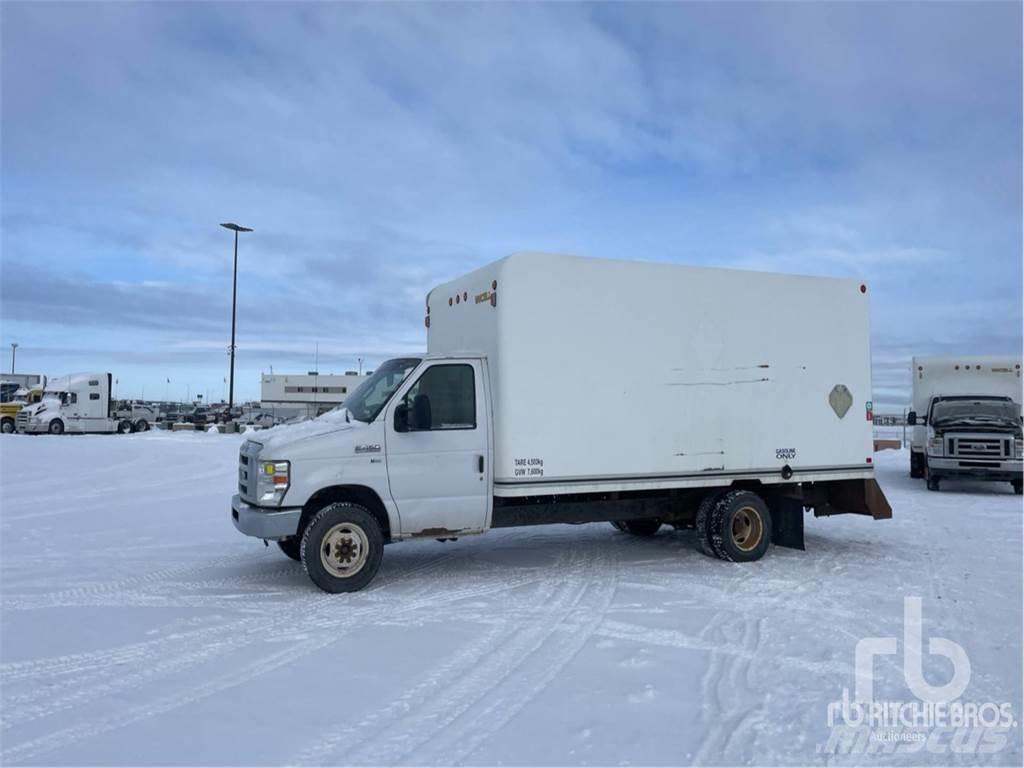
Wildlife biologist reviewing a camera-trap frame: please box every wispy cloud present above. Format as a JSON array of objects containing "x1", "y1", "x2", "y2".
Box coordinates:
[{"x1": 2, "y1": 2, "x2": 1020, "y2": 406}]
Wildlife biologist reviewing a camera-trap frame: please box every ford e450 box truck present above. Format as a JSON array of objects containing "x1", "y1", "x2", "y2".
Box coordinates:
[{"x1": 232, "y1": 253, "x2": 891, "y2": 592}]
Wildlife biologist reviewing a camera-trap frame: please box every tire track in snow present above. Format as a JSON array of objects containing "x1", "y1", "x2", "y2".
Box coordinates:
[
  {"x1": 0, "y1": 551, "x2": 464, "y2": 716},
  {"x1": 406, "y1": 551, "x2": 619, "y2": 767},
  {"x1": 0, "y1": 557, "x2": 547, "y2": 763},
  {"x1": 294, "y1": 545, "x2": 618, "y2": 767}
]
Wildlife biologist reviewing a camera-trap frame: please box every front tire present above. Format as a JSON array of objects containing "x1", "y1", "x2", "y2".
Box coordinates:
[
  {"x1": 1, "y1": 418, "x2": 14, "y2": 434},
  {"x1": 301, "y1": 503, "x2": 383, "y2": 593},
  {"x1": 926, "y1": 472, "x2": 940, "y2": 491},
  {"x1": 1013, "y1": 480, "x2": 1023, "y2": 495},
  {"x1": 708, "y1": 490, "x2": 772, "y2": 562},
  {"x1": 910, "y1": 451, "x2": 925, "y2": 479},
  {"x1": 48, "y1": 419, "x2": 64, "y2": 435},
  {"x1": 277, "y1": 537, "x2": 302, "y2": 561}
]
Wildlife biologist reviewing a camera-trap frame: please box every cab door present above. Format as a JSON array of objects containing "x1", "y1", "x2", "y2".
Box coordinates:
[{"x1": 384, "y1": 360, "x2": 490, "y2": 536}]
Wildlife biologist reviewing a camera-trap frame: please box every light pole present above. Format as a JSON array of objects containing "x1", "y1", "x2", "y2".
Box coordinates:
[
  {"x1": 220, "y1": 222, "x2": 253, "y2": 415},
  {"x1": 9, "y1": 343, "x2": 17, "y2": 374}
]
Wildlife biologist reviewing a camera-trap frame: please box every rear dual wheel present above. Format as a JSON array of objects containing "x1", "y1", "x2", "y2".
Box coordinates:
[{"x1": 700, "y1": 489, "x2": 772, "y2": 562}]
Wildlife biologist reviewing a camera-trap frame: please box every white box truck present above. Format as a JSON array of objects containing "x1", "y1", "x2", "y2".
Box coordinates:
[
  {"x1": 17, "y1": 373, "x2": 135, "y2": 435},
  {"x1": 907, "y1": 356, "x2": 1022, "y2": 493},
  {"x1": 231, "y1": 253, "x2": 891, "y2": 592}
]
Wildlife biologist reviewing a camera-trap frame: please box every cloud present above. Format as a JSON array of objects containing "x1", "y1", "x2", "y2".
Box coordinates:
[{"x1": 1, "y1": 2, "x2": 1020, "y2": 406}]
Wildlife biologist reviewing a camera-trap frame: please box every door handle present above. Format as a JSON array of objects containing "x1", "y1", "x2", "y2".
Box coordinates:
[{"x1": 477, "y1": 455, "x2": 484, "y2": 474}]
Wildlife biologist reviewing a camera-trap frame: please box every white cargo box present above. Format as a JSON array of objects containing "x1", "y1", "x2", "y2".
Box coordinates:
[
  {"x1": 427, "y1": 253, "x2": 877, "y2": 497},
  {"x1": 911, "y1": 356, "x2": 1022, "y2": 414}
]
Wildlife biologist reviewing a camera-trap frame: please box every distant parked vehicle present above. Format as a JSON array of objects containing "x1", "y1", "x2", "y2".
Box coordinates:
[
  {"x1": 1, "y1": 384, "x2": 44, "y2": 434},
  {"x1": 114, "y1": 401, "x2": 157, "y2": 432},
  {"x1": 908, "y1": 356, "x2": 1022, "y2": 493},
  {"x1": 244, "y1": 412, "x2": 277, "y2": 429},
  {"x1": 17, "y1": 373, "x2": 134, "y2": 435}
]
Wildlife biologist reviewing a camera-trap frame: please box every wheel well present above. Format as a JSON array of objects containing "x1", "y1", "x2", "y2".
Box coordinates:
[{"x1": 299, "y1": 485, "x2": 392, "y2": 543}]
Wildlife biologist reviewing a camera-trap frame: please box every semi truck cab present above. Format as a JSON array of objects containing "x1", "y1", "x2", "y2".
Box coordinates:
[{"x1": 17, "y1": 373, "x2": 133, "y2": 435}]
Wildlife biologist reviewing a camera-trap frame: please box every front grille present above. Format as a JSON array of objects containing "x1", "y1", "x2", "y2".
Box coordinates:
[
  {"x1": 15, "y1": 412, "x2": 28, "y2": 431},
  {"x1": 238, "y1": 442, "x2": 260, "y2": 502},
  {"x1": 949, "y1": 436, "x2": 1010, "y2": 459}
]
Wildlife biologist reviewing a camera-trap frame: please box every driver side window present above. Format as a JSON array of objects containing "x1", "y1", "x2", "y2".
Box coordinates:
[{"x1": 402, "y1": 364, "x2": 476, "y2": 431}]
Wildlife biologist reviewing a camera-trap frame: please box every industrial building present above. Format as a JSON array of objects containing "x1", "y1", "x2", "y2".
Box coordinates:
[{"x1": 259, "y1": 371, "x2": 369, "y2": 420}]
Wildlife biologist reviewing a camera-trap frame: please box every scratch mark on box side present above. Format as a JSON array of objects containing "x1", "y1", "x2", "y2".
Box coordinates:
[{"x1": 666, "y1": 378, "x2": 770, "y2": 387}]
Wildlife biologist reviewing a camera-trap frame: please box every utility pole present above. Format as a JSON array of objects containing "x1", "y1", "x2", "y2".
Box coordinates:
[
  {"x1": 9, "y1": 343, "x2": 17, "y2": 374},
  {"x1": 220, "y1": 222, "x2": 253, "y2": 415}
]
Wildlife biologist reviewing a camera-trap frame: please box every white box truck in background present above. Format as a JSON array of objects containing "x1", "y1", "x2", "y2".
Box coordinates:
[
  {"x1": 17, "y1": 373, "x2": 135, "y2": 435},
  {"x1": 232, "y1": 253, "x2": 891, "y2": 592},
  {"x1": 907, "y1": 356, "x2": 1022, "y2": 493}
]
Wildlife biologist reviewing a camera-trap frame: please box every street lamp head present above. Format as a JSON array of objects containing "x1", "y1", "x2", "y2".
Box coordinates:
[{"x1": 220, "y1": 222, "x2": 253, "y2": 233}]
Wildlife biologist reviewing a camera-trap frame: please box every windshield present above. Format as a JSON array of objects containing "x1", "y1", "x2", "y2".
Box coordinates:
[
  {"x1": 931, "y1": 398, "x2": 1021, "y2": 426},
  {"x1": 344, "y1": 357, "x2": 421, "y2": 423}
]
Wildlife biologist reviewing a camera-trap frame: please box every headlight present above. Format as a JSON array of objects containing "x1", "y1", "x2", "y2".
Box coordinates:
[
  {"x1": 256, "y1": 460, "x2": 290, "y2": 505},
  {"x1": 928, "y1": 436, "x2": 943, "y2": 456},
  {"x1": 1015, "y1": 438, "x2": 1022, "y2": 459}
]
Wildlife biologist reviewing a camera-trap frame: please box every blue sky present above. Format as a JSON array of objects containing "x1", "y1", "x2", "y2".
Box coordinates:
[{"x1": 2, "y1": 2, "x2": 1021, "y2": 407}]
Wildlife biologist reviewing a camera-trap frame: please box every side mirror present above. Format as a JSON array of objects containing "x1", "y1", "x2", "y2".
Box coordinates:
[
  {"x1": 394, "y1": 403, "x2": 409, "y2": 433},
  {"x1": 906, "y1": 411, "x2": 917, "y2": 426}
]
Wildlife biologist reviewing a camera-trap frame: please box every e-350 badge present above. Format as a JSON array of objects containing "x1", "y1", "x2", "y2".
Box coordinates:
[{"x1": 355, "y1": 444, "x2": 381, "y2": 454}]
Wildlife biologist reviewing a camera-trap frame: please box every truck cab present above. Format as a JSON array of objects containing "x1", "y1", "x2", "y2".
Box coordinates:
[
  {"x1": 912, "y1": 395, "x2": 1022, "y2": 493},
  {"x1": 17, "y1": 373, "x2": 133, "y2": 435},
  {"x1": 232, "y1": 354, "x2": 492, "y2": 569}
]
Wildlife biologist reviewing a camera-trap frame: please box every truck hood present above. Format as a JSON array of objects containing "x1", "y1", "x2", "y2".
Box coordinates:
[
  {"x1": 932, "y1": 418, "x2": 1021, "y2": 434},
  {"x1": 247, "y1": 408, "x2": 358, "y2": 453},
  {"x1": 20, "y1": 398, "x2": 60, "y2": 418}
]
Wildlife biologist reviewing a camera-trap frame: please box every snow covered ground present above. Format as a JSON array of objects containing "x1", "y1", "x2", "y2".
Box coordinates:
[{"x1": 1, "y1": 431, "x2": 1020, "y2": 766}]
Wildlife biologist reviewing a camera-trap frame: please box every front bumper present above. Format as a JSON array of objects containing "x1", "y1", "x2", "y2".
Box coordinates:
[
  {"x1": 231, "y1": 494, "x2": 301, "y2": 540},
  {"x1": 927, "y1": 456, "x2": 1022, "y2": 482},
  {"x1": 18, "y1": 422, "x2": 47, "y2": 434}
]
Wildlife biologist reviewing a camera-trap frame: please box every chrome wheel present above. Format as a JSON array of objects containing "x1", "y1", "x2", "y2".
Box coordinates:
[{"x1": 319, "y1": 522, "x2": 370, "y2": 578}]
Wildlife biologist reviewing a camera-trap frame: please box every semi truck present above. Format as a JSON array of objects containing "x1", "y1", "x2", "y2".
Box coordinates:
[
  {"x1": 16, "y1": 373, "x2": 135, "y2": 434},
  {"x1": 231, "y1": 253, "x2": 892, "y2": 593},
  {"x1": 907, "y1": 356, "x2": 1022, "y2": 493}
]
